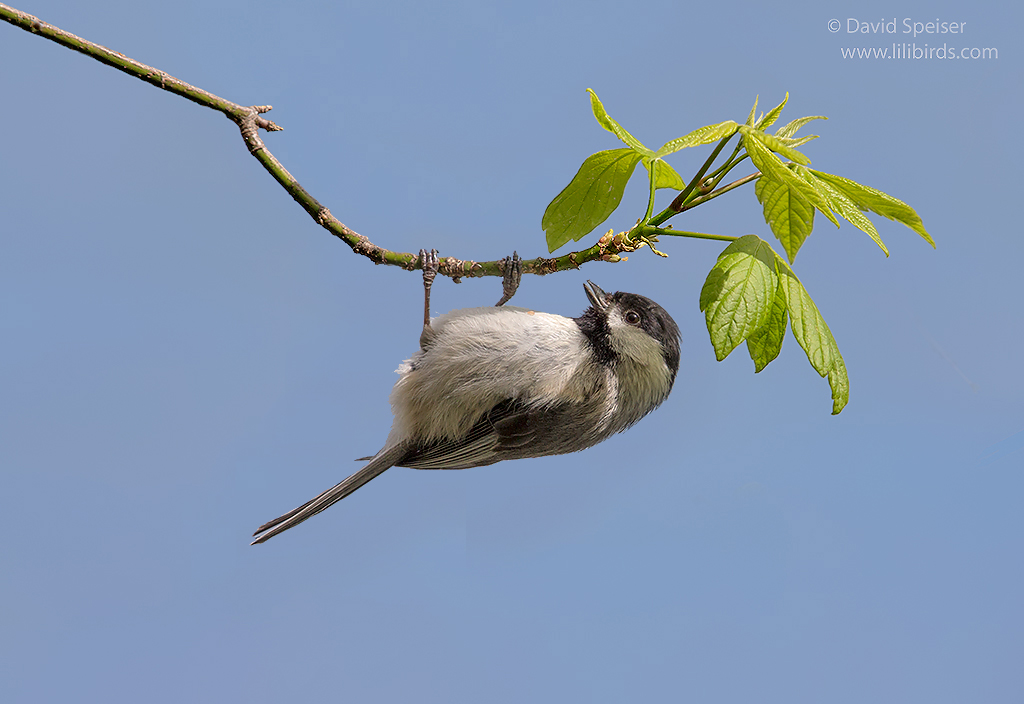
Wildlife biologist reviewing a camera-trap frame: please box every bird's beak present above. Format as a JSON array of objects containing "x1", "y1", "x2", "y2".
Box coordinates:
[{"x1": 583, "y1": 281, "x2": 610, "y2": 310}]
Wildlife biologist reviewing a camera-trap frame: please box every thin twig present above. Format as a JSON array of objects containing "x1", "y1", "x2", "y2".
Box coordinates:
[{"x1": 0, "y1": 2, "x2": 638, "y2": 281}]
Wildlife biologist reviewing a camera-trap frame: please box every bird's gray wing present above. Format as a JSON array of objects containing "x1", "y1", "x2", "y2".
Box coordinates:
[{"x1": 399, "y1": 398, "x2": 593, "y2": 469}]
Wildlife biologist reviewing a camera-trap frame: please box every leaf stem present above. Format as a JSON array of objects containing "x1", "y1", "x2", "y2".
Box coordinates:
[
  {"x1": 666, "y1": 135, "x2": 732, "y2": 211},
  {"x1": 644, "y1": 159, "x2": 657, "y2": 223},
  {"x1": 637, "y1": 225, "x2": 738, "y2": 243},
  {"x1": 707, "y1": 151, "x2": 750, "y2": 182},
  {"x1": 647, "y1": 134, "x2": 733, "y2": 228},
  {"x1": 678, "y1": 171, "x2": 761, "y2": 212}
]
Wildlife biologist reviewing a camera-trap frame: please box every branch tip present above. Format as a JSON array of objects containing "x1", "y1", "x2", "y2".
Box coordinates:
[{"x1": 0, "y1": 6, "x2": 659, "y2": 282}]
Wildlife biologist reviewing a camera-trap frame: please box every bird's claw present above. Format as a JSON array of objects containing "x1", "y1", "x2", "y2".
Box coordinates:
[
  {"x1": 419, "y1": 248, "x2": 440, "y2": 348},
  {"x1": 420, "y1": 248, "x2": 439, "y2": 288},
  {"x1": 495, "y1": 251, "x2": 522, "y2": 306}
]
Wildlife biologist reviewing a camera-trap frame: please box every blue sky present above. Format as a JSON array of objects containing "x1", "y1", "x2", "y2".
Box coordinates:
[{"x1": 1, "y1": 1, "x2": 1021, "y2": 701}]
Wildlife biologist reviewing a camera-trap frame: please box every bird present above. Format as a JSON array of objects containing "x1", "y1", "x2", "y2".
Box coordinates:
[{"x1": 251, "y1": 250, "x2": 680, "y2": 544}]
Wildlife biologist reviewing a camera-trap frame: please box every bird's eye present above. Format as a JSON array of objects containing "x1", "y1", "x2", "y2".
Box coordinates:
[{"x1": 624, "y1": 310, "x2": 642, "y2": 326}]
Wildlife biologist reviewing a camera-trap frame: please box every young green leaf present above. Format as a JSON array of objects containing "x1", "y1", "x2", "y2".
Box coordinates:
[
  {"x1": 586, "y1": 89, "x2": 654, "y2": 157},
  {"x1": 740, "y1": 125, "x2": 811, "y2": 165},
  {"x1": 655, "y1": 121, "x2": 739, "y2": 157},
  {"x1": 772, "y1": 134, "x2": 819, "y2": 149},
  {"x1": 542, "y1": 148, "x2": 643, "y2": 252},
  {"x1": 810, "y1": 170, "x2": 935, "y2": 247},
  {"x1": 808, "y1": 172, "x2": 890, "y2": 256},
  {"x1": 776, "y1": 255, "x2": 850, "y2": 414},
  {"x1": 643, "y1": 157, "x2": 686, "y2": 191},
  {"x1": 775, "y1": 115, "x2": 827, "y2": 139},
  {"x1": 746, "y1": 95, "x2": 759, "y2": 127},
  {"x1": 699, "y1": 235, "x2": 780, "y2": 361},
  {"x1": 755, "y1": 92, "x2": 789, "y2": 130},
  {"x1": 755, "y1": 169, "x2": 816, "y2": 262},
  {"x1": 744, "y1": 134, "x2": 840, "y2": 228},
  {"x1": 746, "y1": 282, "x2": 788, "y2": 372}
]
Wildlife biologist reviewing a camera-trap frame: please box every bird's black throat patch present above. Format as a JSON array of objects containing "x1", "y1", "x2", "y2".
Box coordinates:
[{"x1": 574, "y1": 304, "x2": 617, "y2": 367}]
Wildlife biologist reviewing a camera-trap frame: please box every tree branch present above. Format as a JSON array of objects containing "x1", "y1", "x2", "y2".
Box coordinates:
[{"x1": 0, "y1": 2, "x2": 634, "y2": 281}]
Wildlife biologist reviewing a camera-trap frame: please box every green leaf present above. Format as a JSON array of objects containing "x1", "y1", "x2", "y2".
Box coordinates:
[
  {"x1": 745, "y1": 134, "x2": 840, "y2": 228},
  {"x1": 739, "y1": 125, "x2": 811, "y2": 165},
  {"x1": 807, "y1": 171, "x2": 890, "y2": 256},
  {"x1": 699, "y1": 235, "x2": 780, "y2": 361},
  {"x1": 746, "y1": 281, "x2": 788, "y2": 372},
  {"x1": 773, "y1": 134, "x2": 819, "y2": 149},
  {"x1": 655, "y1": 121, "x2": 739, "y2": 157},
  {"x1": 811, "y1": 170, "x2": 935, "y2": 247},
  {"x1": 746, "y1": 95, "x2": 759, "y2": 127},
  {"x1": 755, "y1": 167, "x2": 816, "y2": 262},
  {"x1": 542, "y1": 148, "x2": 643, "y2": 252},
  {"x1": 755, "y1": 92, "x2": 788, "y2": 130},
  {"x1": 642, "y1": 157, "x2": 686, "y2": 190},
  {"x1": 775, "y1": 115, "x2": 827, "y2": 139},
  {"x1": 776, "y1": 255, "x2": 850, "y2": 414},
  {"x1": 587, "y1": 89, "x2": 653, "y2": 157}
]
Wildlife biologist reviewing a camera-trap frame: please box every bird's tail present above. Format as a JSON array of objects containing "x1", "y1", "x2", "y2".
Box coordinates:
[{"x1": 251, "y1": 444, "x2": 407, "y2": 544}]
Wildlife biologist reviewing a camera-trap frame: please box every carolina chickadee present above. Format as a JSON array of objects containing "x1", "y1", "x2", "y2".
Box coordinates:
[{"x1": 252, "y1": 253, "x2": 680, "y2": 544}]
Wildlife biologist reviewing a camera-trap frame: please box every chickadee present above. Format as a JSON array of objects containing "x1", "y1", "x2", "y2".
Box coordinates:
[{"x1": 251, "y1": 251, "x2": 680, "y2": 544}]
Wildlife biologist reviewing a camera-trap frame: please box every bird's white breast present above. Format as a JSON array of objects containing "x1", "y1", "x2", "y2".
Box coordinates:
[{"x1": 386, "y1": 307, "x2": 611, "y2": 443}]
